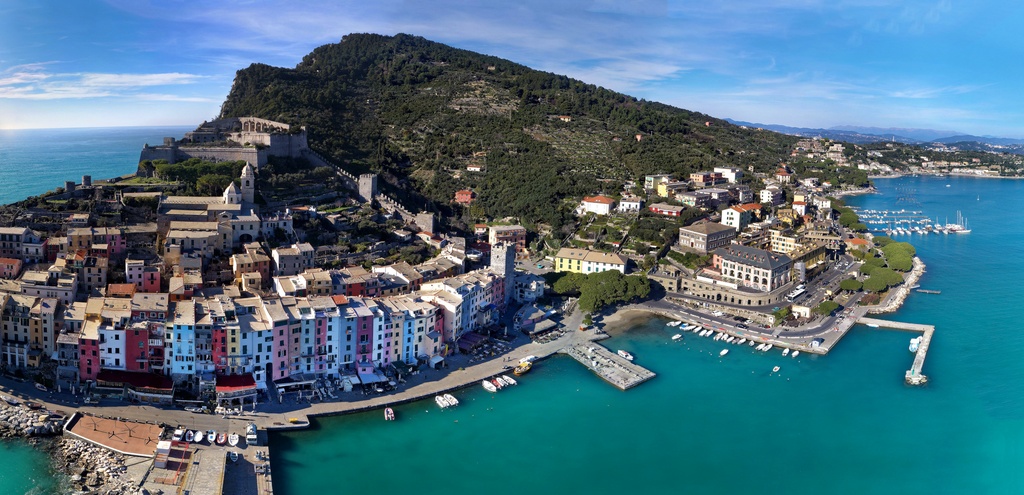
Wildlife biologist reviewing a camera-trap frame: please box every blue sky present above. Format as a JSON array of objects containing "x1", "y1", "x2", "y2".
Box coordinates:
[{"x1": 2, "y1": 0, "x2": 1022, "y2": 137}]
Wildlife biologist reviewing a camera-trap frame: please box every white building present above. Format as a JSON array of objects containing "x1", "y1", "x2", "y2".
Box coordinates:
[
  {"x1": 714, "y1": 167, "x2": 743, "y2": 183},
  {"x1": 580, "y1": 196, "x2": 616, "y2": 216}
]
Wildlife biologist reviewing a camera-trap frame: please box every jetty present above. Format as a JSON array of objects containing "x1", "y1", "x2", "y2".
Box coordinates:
[
  {"x1": 915, "y1": 289, "x2": 941, "y2": 294},
  {"x1": 561, "y1": 342, "x2": 656, "y2": 390},
  {"x1": 857, "y1": 317, "x2": 935, "y2": 385}
]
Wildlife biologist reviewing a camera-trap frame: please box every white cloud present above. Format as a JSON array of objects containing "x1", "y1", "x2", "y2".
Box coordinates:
[{"x1": 0, "y1": 65, "x2": 207, "y2": 100}]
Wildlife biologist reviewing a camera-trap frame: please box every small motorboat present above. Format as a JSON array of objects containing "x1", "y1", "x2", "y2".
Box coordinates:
[
  {"x1": 443, "y1": 394, "x2": 458, "y2": 406},
  {"x1": 719, "y1": 349, "x2": 729, "y2": 357},
  {"x1": 791, "y1": 351, "x2": 800, "y2": 358},
  {"x1": 764, "y1": 344, "x2": 774, "y2": 351},
  {"x1": 491, "y1": 378, "x2": 503, "y2": 390},
  {"x1": 34, "y1": 383, "x2": 47, "y2": 393},
  {"x1": 435, "y1": 395, "x2": 448, "y2": 409},
  {"x1": 216, "y1": 433, "x2": 227, "y2": 445},
  {"x1": 207, "y1": 430, "x2": 217, "y2": 443},
  {"x1": 782, "y1": 348, "x2": 790, "y2": 356},
  {"x1": 482, "y1": 379, "x2": 497, "y2": 393},
  {"x1": 193, "y1": 430, "x2": 204, "y2": 443},
  {"x1": 672, "y1": 334, "x2": 682, "y2": 341},
  {"x1": 513, "y1": 361, "x2": 532, "y2": 376},
  {"x1": 172, "y1": 429, "x2": 185, "y2": 442},
  {"x1": 384, "y1": 407, "x2": 395, "y2": 421},
  {"x1": 502, "y1": 375, "x2": 517, "y2": 386},
  {"x1": 185, "y1": 430, "x2": 194, "y2": 442},
  {"x1": 229, "y1": 451, "x2": 239, "y2": 463},
  {"x1": 228, "y1": 433, "x2": 240, "y2": 447},
  {"x1": 617, "y1": 350, "x2": 634, "y2": 361},
  {"x1": 772, "y1": 366, "x2": 781, "y2": 373},
  {"x1": 737, "y1": 338, "x2": 746, "y2": 345}
]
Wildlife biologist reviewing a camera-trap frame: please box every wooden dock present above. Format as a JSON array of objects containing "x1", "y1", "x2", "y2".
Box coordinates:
[
  {"x1": 915, "y1": 289, "x2": 941, "y2": 294},
  {"x1": 561, "y1": 343, "x2": 656, "y2": 390},
  {"x1": 858, "y1": 317, "x2": 935, "y2": 385}
]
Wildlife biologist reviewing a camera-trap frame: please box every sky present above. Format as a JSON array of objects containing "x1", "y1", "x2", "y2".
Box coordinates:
[{"x1": 2, "y1": 0, "x2": 1023, "y2": 137}]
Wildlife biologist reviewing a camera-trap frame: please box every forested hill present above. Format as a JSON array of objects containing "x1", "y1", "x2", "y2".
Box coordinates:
[{"x1": 220, "y1": 33, "x2": 798, "y2": 228}]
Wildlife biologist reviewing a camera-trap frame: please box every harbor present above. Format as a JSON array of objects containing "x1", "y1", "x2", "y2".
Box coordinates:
[
  {"x1": 851, "y1": 207, "x2": 971, "y2": 235},
  {"x1": 858, "y1": 317, "x2": 935, "y2": 385}
]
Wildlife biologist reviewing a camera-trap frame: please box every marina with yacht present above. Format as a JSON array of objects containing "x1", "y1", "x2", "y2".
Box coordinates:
[{"x1": 850, "y1": 207, "x2": 971, "y2": 235}]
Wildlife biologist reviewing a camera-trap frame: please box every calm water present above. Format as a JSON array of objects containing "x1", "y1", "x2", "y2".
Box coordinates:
[
  {"x1": 272, "y1": 176, "x2": 1024, "y2": 495},
  {"x1": 0, "y1": 126, "x2": 190, "y2": 205}
]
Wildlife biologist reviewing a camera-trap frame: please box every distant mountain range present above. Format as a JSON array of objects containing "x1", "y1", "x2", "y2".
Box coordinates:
[{"x1": 725, "y1": 119, "x2": 1024, "y2": 149}]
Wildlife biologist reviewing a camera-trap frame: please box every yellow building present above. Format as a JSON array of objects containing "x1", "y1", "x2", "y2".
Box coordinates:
[{"x1": 554, "y1": 248, "x2": 628, "y2": 274}]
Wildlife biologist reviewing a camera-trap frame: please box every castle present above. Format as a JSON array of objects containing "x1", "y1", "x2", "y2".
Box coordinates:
[{"x1": 139, "y1": 117, "x2": 309, "y2": 170}]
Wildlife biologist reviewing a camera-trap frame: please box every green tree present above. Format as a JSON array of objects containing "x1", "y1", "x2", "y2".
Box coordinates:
[{"x1": 839, "y1": 278, "x2": 863, "y2": 292}]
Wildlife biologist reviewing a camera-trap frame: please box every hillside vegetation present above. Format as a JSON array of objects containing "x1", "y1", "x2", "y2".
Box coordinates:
[{"x1": 220, "y1": 33, "x2": 798, "y2": 228}]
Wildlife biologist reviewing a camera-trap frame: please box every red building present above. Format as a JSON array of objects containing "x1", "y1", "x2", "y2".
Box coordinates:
[{"x1": 454, "y1": 189, "x2": 477, "y2": 205}]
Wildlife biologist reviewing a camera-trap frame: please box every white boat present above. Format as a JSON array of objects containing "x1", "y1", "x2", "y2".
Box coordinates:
[
  {"x1": 772, "y1": 366, "x2": 781, "y2": 373},
  {"x1": 791, "y1": 351, "x2": 800, "y2": 358},
  {"x1": 502, "y1": 375, "x2": 517, "y2": 386},
  {"x1": 764, "y1": 344, "x2": 774, "y2": 351},
  {"x1": 748, "y1": 340, "x2": 756, "y2": 346},
  {"x1": 726, "y1": 336, "x2": 735, "y2": 343},
  {"x1": 672, "y1": 334, "x2": 683, "y2": 341},
  {"x1": 782, "y1": 348, "x2": 790, "y2": 356},
  {"x1": 482, "y1": 379, "x2": 497, "y2": 392},
  {"x1": 193, "y1": 430, "x2": 204, "y2": 443},
  {"x1": 909, "y1": 336, "x2": 922, "y2": 353},
  {"x1": 172, "y1": 429, "x2": 185, "y2": 441},
  {"x1": 491, "y1": 378, "x2": 504, "y2": 390},
  {"x1": 756, "y1": 344, "x2": 765, "y2": 351},
  {"x1": 443, "y1": 394, "x2": 458, "y2": 406},
  {"x1": 228, "y1": 433, "x2": 240, "y2": 447},
  {"x1": 435, "y1": 395, "x2": 448, "y2": 409},
  {"x1": 185, "y1": 430, "x2": 194, "y2": 442},
  {"x1": 737, "y1": 338, "x2": 746, "y2": 345},
  {"x1": 207, "y1": 430, "x2": 217, "y2": 443},
  {"x1": 384, "y1": 407, "x2": 395, "y2": 421},
  {"x1": 719, "y1": 349, "x2": 729, "y2": 357},
  {"x1": 617, "y1": 350, "x2": 634, "y2": 361}
]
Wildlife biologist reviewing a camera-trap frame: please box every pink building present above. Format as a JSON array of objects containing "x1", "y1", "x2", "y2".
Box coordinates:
[{"x1": 0, "y1": 257, "x2": 23, "y2": 279}]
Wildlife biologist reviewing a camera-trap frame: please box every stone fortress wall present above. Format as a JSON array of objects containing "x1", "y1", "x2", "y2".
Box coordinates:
[{"x1": 138, "y1": 117, "x2": 307, "y2": 171}]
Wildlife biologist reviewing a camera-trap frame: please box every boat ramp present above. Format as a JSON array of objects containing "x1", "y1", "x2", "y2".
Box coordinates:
[
  {"x1": 857, "y1": 317, "x2": 935, "y2": 386},
  {"x1": 561, "y1": 342, "x2": 656, "y2": 390}
]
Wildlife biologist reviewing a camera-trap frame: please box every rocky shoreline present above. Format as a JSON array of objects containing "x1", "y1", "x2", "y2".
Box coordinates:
[
  {"x1": 0, "y1": 400, "x2": 144, "y2": 494},
  {"x1": 53, "y1": 438, "x2": 143, "y2": 495}
]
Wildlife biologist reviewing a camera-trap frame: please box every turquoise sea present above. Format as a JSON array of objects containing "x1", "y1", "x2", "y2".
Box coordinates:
[
  {"x1": 0, "y1": 126, "x2": 190, "y2": 205},
  {"x1": 271, "y1": 175, "x2": 1024, "y2": 495}
]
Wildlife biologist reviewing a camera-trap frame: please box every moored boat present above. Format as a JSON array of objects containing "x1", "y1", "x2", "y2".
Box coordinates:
[
  {"x1": 229, "y1": 451, "x2": 239, "y2": 463},
  {"x1": 216, "y1": 433, "x2": 227, "y2": 445},
  {"x1": 482, "y1": 379, "x2": 497, "y2": 392},
  {"x1": 207, "y1": 430, "x2": 217, "y2": 443},
  {"x1": 672, "y1": 334, "x2": 682, "y2": 341},
  {"x1": 617, "y1": 350, "x2": 634, "y2": 361},
  {"x1": 737, "y1": 338, "x2": 746, "y2": 345},
  {"x1": 185, "y1": 430, "x2": 194, "y2": 442},
  {"x1": 435, "y1": 395, "x2": 448, "y2": 409},
  {"x1": 909, "y1": 336, "x2": 922, "y2": 352},
  {"x1": 719, "y1": 349, "x2": 729, "y2": 357},
  {"x1": 791, "y1": 351, "x2": 800, "y2": 358},
  {"x1": 385, "y1": 407, "x2": 396, "y2": 421},
  {"x1": 193, "y1": 430, "x2": 204, "y2": 443},
  {"x1": 492, "y1": 378, "x2": 503, "y2": 389},
  {"x1": 502, "y1": 375, "x2": 517, "y2": 386},
  {"x1": 782, "y1": 348, "x2": 790, "y2": 356},
  {"x1": 764, "y1": 344, "x2": 774, "y2": 351},
  {"x1": 228, "y1": 433, "x2": 240, "y2": 447},
  {"x1": 514, "y1": 361, "x2": 532, "y2": 376},
  {"x1": 443, "y1": 394, "x2": 458, "y2": 406}
]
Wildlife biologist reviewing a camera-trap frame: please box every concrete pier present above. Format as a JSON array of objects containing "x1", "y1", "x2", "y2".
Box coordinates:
[
  {"x1": 561, "y1": 342, "x2": 656, "y2": 390},
  {"x1": 858, "y1": 317, "x2": 935, "y2": 385}
]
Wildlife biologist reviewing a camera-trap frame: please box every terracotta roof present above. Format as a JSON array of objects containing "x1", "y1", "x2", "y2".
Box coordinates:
[{"x1": 583, "y1": 195, "x2": 615, "y2": 205}]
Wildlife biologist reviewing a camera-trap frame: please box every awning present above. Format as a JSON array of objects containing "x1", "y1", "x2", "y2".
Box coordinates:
[{"x1": 429, "y1": 355, "x2": 445, "y2": 366}]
